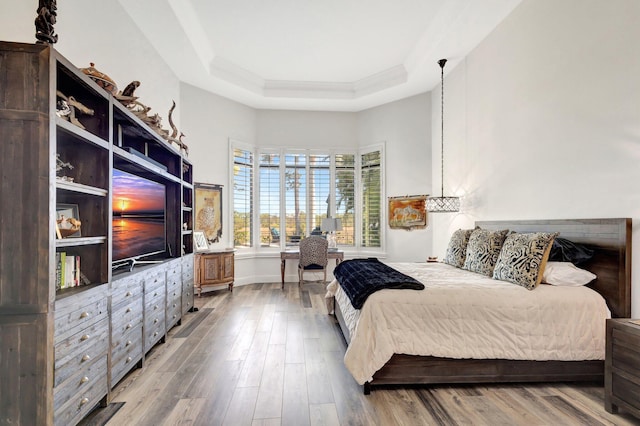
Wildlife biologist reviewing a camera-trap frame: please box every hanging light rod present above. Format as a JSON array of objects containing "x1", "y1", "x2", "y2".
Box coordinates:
[{"x1": 427, "y1": 58, "x2": 460, "y2": 213}]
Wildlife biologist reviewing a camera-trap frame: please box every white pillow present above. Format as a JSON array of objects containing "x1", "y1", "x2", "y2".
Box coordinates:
[{"x1": 542, "y1": 261, "x2": 596, "y2": 286}]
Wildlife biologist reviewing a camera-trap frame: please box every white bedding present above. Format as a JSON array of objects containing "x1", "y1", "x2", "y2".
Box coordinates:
[{"x1": 327, "y1": 262, "x2": 611, "y2": 385}]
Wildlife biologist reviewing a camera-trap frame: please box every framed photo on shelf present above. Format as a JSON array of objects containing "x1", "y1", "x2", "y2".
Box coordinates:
[
  {"x1": 193, "y1": 231, "x2": 209, "y2": 252},
  {"x1": 194, "y1": 182, "x2": 223, "y2": 244},
  {"x1": 56, "y1": 203, "x2": 82, "y2": 238}
]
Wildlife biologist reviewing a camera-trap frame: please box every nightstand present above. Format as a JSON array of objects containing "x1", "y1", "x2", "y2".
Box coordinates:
[{"x1": 605, "y1": 319, "x2": 640, "y2": 420}]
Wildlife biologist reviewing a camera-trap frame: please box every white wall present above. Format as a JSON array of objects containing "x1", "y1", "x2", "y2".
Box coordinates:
[
  {"x1": 177, "y1": 96, "x2": 435, "y2": 284},
  {"x1": 0, "y1": 0, "x2": 181, "y2": 129},
  {"x1": 358, "y1": 93, "x2": 432, "y2": 262},
  {"x1": 431, "y1": 0, "x2": 640, "y2": 316}
]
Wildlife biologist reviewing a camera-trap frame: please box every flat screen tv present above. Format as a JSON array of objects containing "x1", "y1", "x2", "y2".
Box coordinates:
[{"x1": 112, "y1": 168, "x2": 166, "y2": 266}]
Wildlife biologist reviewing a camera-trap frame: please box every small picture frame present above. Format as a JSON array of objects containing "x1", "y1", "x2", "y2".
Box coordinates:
[
  {"x1": 193, "y1": 231, "x2": 209, "y2": 251},
  {"x1": 56, "y1": 203, "x2": 81, "y2": 238}
]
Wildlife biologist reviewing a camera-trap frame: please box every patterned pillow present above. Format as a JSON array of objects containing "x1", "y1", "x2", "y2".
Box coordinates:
[
  {"x1": 492, "y1": 232, "x2": 559, "y2": 290},
  {"x1": 443, "y1": 228, "x2": 476, "y2": 268},
  {"x1": 462, "y1": 229, "x2": 509, "y2": 276}
]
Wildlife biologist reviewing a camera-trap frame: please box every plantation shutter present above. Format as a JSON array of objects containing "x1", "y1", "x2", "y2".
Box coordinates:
[
  {"x1": 233, "y1": 148, "x2": 253, "y2": 247},
  {"x1": 258, "y1": 152, "x2": 280, "y2": 248},
  {"x1": 361, "y1": 150, "x2": 381, "y2": 247}
]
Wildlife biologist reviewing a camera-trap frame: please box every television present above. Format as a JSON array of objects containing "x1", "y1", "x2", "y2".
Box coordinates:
[{"x1": 112, "y1": 168, "x2": 166, "y2": 267}]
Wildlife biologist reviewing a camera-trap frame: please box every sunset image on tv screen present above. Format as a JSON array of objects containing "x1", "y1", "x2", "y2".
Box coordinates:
[{"x1": 112, "y1": 169, "x2": 166, "y2": 261}]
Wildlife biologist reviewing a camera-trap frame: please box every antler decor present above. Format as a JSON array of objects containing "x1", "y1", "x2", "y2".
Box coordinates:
[{"x1": 35, "y1": 0, "x2": 58, "y2": 44}]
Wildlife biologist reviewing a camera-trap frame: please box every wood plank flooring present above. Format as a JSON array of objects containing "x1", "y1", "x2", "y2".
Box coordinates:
[{"x1": 106, "y1": 282, "x2": 640, "y2": 426}]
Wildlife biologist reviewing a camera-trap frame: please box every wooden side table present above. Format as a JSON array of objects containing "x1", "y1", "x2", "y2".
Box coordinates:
[
  {"x1": 194, "y1": 250, "x2": 234, "y2": 296},
  {"x1": 605, "y1": 318, "x2": 640, "y2": 420}
]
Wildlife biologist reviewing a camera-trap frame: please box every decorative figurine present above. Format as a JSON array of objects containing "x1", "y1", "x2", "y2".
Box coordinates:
[{"x1": 35, "y1": 0, "x2": 58, "y2": 44}]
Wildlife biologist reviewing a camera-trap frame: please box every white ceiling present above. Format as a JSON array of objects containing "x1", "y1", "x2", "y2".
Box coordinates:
[{"x1": 118, "y1": 0, "x2": 522, "y2": 112}]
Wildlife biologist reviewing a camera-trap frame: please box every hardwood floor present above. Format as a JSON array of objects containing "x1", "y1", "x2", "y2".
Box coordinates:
[{"x1": 106, "y1": 282, "x2": 640, "y2": 426}]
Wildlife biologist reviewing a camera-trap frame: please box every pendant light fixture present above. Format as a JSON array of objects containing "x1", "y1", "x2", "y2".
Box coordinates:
[{"x1": 427, "y1": 58, "x2": 460, "y2": 213}]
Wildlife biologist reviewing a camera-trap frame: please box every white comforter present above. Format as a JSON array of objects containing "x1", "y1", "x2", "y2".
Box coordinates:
[{"x1": 327, "y1": 262, "x2": 610, "y2": 385}]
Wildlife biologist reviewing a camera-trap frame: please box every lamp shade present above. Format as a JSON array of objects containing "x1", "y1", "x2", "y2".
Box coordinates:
[
  {"x1": 426, "y1": 196, "x2": 460, "y2": 213},
  {"x1": 321, "y1": 218, "x2": 342, "y2": 232}
]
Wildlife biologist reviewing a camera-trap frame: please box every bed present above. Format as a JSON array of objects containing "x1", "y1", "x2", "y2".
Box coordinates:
[{"x1": 328, "y1": 218, "x2": 631, "y2": 394}]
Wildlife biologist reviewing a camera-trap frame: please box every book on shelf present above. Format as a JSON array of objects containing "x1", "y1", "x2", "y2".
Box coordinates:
[
  {"x1": 64, "y1": 254, "x2": 75, "y2": 288},
  {"x1": 55, "y1": 252, "x2": 62, "y2": 291},
  {"x1": 57, "y1": 252, "x2": 81, "y2": 289}
]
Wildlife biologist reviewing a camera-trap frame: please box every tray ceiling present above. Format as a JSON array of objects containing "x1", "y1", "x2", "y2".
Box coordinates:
[{"x1": 118, "y1": 0, "x2": 522, "y2": 111}]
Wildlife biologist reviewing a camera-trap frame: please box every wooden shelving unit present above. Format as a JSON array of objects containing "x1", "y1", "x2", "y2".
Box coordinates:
[{"x1": 0, "y1": 41, "x2": 195, "y2": 426}]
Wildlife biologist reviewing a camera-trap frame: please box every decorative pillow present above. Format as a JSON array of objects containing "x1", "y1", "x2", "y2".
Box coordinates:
[
  {"x1": 462, "y1": 229, "x2": 510, "y2": 276},
  {"x1": 492, "y1": 232, "x2": 559, "y2": 290},
  {"x1": 548, "y1": 237, "x2": 594, "y2": 265},
  {"x1": 442, "y1": 228, "x2": 476, "y2": 268},
  {"x1": 542, "y1": 261, "x2": 597, "y2": 286}
]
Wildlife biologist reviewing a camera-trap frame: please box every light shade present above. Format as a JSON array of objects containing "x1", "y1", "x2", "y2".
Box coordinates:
[
  {"x1": 426, "y1": 196, "x2": 460, "y2": 213},
  {"x1": 321, "y1": 218, "x2": 343, "y2": 232}
]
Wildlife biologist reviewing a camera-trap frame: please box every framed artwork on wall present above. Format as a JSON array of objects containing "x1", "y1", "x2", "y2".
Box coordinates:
[
  {"x1": 388, "y1": 195, "x2": 427, "y2": 230},
  {"x1": 194, "y1": 182, "x2": 223, "y2": 244}
]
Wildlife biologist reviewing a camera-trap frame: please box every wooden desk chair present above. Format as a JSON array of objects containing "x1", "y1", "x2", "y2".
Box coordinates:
[{"x1": 298, "y1": 236, "x2": 328, "y2": 286}]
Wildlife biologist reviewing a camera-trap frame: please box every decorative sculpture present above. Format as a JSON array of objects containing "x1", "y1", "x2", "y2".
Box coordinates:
[
  {"x1": 35, "y1": 0, "x2": 58, "y2": 44},
  {"x1": 167, "y1": 101, "x2": 189, "y2": 156},
  {"x1": 56, "y1": 90, "x2": 94, "y2": 130},
  {"x1": 80, "y1": 63, "x2": 118, "y2": 95}
]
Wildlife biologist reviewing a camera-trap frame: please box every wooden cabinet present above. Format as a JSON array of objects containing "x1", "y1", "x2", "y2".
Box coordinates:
[
  {"x1": 110, "y1": 274, "x2": 144, "y2": 388},
  {"x1": 181, "y1": 254, "x2": 195, "y2": 314},
  {"x1": 605, "y1": 319, "x2": 640, "y2": 420},
  {"x1": 165, "y1": 258, "x2": 183, "y2": 329},
  {"x1": 53, "y1": 286, "x2": 109, "y2": 426},
  {"x1": 0, "y1": 41, "x2": 196, "y2": 425},
  {"x1": 144, "y1": 268, "x2": 167, "y2": 352},
  {"x1": 195, "y1": 251, "x2": 235, "y2": 296}
]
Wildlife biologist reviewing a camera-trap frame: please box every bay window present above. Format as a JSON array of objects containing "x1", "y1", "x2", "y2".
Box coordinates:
[{"x1": 231, "y1": 142, "x2": 383, "y2": 252}]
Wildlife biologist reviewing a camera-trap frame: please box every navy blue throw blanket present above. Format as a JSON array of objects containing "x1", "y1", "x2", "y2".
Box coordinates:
[{"x1": 333, "y1": 258, "x2": 424, "y2": 309}]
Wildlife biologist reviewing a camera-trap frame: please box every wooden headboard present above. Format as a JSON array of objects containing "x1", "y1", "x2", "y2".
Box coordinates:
[{"x1": 477, "y1": 218, "x2": 631, "y2": 318}]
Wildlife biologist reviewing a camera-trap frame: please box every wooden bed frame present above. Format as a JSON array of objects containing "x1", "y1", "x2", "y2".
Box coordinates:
[{"x1": 332, "y1": 218, "x2": 632, "y2": 394}]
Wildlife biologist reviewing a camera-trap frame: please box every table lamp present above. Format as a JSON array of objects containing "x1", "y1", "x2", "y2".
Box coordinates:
[{"x1": 321, "y1": 217, "x2": 342, "y2": 250}]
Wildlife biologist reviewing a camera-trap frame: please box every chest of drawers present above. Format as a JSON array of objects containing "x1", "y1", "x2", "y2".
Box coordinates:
[
  {"x1": 605, "y1": 319, "x2": 640, "y2": 421},
  {"x1": 53, "y1": 285, "x2": 108, "y2": 426}
]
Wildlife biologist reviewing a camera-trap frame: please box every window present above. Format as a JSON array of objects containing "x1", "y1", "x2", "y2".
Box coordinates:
[
  {"x1": 231, "y1": 143, "x2": 384, "y2": 251},
  {"x1": 335, "y1": 154, "x2": 355, "y2": 246},
  {"x1": 232, "y1": 147, "x2": 253, "y2": 247},
  {"x1": 284, "y1": 153, "x2": 306, "y2": 244},
  {"x1": 309, "y1": 154, "x2": 331, "y2": 236},
  {"x1": 361, "y1": 150, "x2": 381, "y2": 247},
  {"x1": 259, "y1": 153, "x2": 280, "y2": 247}
]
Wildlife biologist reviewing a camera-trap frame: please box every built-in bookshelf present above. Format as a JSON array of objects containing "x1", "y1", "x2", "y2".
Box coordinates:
[{"x1": 0, "y1": 41, "x2": 195, "y2": 426}]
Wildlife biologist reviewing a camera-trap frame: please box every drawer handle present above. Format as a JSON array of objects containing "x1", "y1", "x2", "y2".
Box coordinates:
[
  {"x1": 126, "y1": 323, "x2": 132, "y2": 329},
  {"x1": 80, "y1": 397, "x2": 89, "y2": 405},
  {"x1": 126, "y1": 291, "x2": 132, "y2": 297},
  {"x1": 126, "y1": 340, "x2": 132, "y2": 346},
  {"x1": 154, "y1": 292, "x2": 158, "y2": 296},
  {"x1": 187, "y1": 292, "x2": 191, "y2": 296},
  {"x1": 79, "y1": 311, "x2": 90, "y2": 319},
  {"x1": 154, "y1": 305, "x2": 159, "y2": 310},
  {"x1": 173, "y1": 303, "x2": 177, "y2": 308},
  {"x1": 154, "y1": 318, "x2": 159, "y2": 324},
  {"x1": 80, "y1": 334, "x2": 90, "y2": 341},
  {"x1": 153, "y1": 331, "x2": 158, "y2": 337},
  {"x1": 126, "y1": 307, "x2": 132, "y2": 313},
  {"x1": 81, "y1": 354, "x2": 91, "y2": 362},
  {"x1": 173, "y1": 314, "x2": 177, "y2": 319},
  {"x1": 80, "y1": 376, "x2": 89, "y2": 384},
  {"x1": 126, "y1": 356, "x2": 132, "y2": 363}
]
